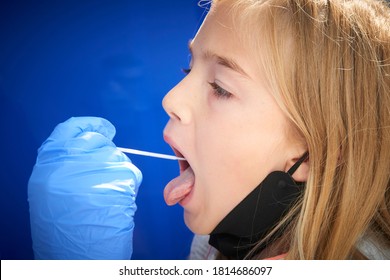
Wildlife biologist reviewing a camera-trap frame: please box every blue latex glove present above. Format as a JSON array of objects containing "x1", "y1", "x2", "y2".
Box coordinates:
[{"x1": 28, "y1": 117, "x2": 142, "y2": 259}]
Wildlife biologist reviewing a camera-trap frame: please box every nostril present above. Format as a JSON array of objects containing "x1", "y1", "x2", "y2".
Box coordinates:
[{"x1": 170, "y1": 112, "x2": 181, "y2": 121}]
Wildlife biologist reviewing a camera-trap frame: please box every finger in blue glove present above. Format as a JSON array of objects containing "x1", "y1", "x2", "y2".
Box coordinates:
[{"x1": 28, "y1": 117, "x2": 142, "y2": 260}]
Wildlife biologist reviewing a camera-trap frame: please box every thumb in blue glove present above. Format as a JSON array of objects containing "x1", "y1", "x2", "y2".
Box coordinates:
[{"x1": 28, "y1": 117, "x2": 142, "y2": 259}]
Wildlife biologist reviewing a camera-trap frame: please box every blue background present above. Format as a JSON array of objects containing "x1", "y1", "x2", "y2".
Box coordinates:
[{"x1": 0, "y1": 0, "x2": 208, "y2": 259}]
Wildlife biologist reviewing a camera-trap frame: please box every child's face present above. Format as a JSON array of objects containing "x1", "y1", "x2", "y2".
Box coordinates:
[{"x1": 163, "y1": 2, "x2": 298, "y2": 234}]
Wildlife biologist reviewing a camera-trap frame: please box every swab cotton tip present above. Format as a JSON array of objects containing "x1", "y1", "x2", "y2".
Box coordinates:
[{"x1": 117, "y1": 147, "x2": 185, "y2": 161}]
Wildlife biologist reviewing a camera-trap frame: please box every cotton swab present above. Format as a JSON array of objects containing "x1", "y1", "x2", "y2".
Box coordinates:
[{"x1": 117, "y1": 147, "x2": 186, "y2": 161}]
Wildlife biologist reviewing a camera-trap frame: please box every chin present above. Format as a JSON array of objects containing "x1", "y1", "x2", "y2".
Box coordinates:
[{"x1": 183, "y1": 211, "x2": 214, "y2": 235}]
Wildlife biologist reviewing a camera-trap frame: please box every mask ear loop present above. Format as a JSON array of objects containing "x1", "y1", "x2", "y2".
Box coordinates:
[{"x1": 287, "y1": 152, "x2": 309, "y2": 176}]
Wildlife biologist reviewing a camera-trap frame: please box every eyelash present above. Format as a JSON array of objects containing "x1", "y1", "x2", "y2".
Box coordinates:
[
  {"x1": 181, "y1": 68, "x2": 233, "y2": 99},
  {"x1": 181, "y1": 68, "x2": 191, "y2": 75},
  {"x1": 208, "y1": 82, "x2": 233, "y2": 99}
]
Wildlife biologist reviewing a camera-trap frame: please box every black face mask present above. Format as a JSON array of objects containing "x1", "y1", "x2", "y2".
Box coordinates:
[{"x1": 208, "y1": 152, "x2": 308, "y2": 259}]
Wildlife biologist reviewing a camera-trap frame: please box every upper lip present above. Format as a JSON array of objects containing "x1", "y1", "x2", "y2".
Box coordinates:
[{"x1": 163, "y1": 134, "x2": 190, "y2": 173}]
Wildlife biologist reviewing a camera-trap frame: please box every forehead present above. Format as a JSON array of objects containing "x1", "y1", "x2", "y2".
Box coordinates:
[
  {"x1": 191, "y1": 2, "x2": 255, "y2": 70},
  {"x1": 195, "y1": 3, "x2": 237, "y2": 43}
]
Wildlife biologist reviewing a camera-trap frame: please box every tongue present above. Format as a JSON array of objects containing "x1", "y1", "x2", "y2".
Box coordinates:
[{"x1": 164, "y1": 166, "x2": 195, "y2": 206}]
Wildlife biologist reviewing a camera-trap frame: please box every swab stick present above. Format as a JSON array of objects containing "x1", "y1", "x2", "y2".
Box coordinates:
[{"x1": 117, "y1": 147, "x2": 185, "y2": 161}]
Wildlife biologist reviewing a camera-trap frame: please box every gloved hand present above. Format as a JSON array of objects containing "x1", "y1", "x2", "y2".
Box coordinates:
[{"x1": 28, "y1": 117, "x2": 142, "y2": 259}]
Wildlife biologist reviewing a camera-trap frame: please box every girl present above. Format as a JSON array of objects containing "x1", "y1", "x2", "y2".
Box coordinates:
[
  {"x1": 162, "y1": 0, "x2": 390, "y2": 259},
  {"x1": 28, "y1": 0, "x2": 390, "y2": 260}
]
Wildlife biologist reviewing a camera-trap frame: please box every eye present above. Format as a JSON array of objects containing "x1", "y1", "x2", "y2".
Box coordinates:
[{"x1": 208, "y1": 82, "x2": 233, "y2": 99}]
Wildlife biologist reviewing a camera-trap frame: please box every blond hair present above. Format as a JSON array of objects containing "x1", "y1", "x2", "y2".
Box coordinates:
[{"x1": 211, "y1": 0, "x2": 390, "y2": 259}]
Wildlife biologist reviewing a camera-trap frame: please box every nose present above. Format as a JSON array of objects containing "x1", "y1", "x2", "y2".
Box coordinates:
[{"x1": 162, "y1": 78, "x2": 193, "y2": 125}]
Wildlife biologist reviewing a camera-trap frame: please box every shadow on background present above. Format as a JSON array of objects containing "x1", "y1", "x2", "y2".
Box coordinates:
[{"x1": 0, "y1": 0, "x2": 207, "y2": 259}]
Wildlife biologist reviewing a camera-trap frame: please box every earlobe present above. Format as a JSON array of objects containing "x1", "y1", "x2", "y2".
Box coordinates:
[{"x1": 285, "y1": 152, "x2": 309, "y2": 183}]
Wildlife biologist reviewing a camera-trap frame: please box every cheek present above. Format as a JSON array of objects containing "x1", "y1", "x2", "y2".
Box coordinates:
[
  {"x1": 202, "y1": 126, "x2": 288, "y2": 220},
  {"x1": 202, "y1": 115, "x2": 285, "y2": 184},
  {"x1": 187, "y1": 147, "x2": 267, "y2": 234},
  {"x1": 187, "y1": 128, "x2": 267, "y2": 233},
  {"x1": 187, "y1": 96, "x2": 291, "y2": 233}
]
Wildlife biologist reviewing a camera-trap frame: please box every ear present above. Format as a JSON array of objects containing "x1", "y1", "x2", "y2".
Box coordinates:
[{"x1": 284, "y1": 153, "x2": 309, "y2": 182}]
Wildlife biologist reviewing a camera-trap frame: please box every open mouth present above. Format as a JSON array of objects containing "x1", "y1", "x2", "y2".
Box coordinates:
[
  {"x1": 163, "y1": 144, "x2": 195, "y2": 206},
  {"x1": 171, "y1": 146, "x2": 190, "y2": 173}
]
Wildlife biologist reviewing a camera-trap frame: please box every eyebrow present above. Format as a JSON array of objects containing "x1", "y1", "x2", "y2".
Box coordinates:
[{"x1": 188, "y1": 40, "x2": 250, "y2": 78}]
